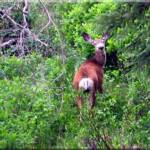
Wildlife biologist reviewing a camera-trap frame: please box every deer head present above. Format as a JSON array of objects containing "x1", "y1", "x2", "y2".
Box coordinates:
[{"x1": 82, "y1": 32, "x2": 110, "y2": 51}]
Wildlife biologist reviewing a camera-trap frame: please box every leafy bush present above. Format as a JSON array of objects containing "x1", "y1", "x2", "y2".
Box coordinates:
[{"x1": 0, "y1": 54, "x2": 66, "y2": 149}]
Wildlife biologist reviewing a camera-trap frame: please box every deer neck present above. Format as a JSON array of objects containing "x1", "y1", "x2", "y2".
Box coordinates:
[{"x1": 93, "y1": 50, "x2": 106, "y2": 66}]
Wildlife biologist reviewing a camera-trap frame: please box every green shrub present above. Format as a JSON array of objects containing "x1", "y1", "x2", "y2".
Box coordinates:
[{"x1": 0, "y1": 54, "x2": 67, "y2": 149}]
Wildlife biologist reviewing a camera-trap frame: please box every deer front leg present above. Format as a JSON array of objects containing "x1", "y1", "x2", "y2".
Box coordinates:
[{"x1": 89, "y1": 90, "x2": 96, "y2": 109}]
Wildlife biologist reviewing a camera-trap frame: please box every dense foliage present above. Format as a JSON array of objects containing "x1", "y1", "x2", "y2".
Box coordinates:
[{"x1": 0, "y1": 2, "x2": 150, "y2": 149}]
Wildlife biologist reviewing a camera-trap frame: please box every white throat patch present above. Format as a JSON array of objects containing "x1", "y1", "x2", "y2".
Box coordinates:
[{"x1": 96, "y1": 43, "x2": 105, "y2": 50}]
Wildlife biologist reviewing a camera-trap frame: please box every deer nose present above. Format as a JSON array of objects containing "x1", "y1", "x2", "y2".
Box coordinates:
[{"x1": 98, "y1": 47, "x2": 104, "y2": 50}]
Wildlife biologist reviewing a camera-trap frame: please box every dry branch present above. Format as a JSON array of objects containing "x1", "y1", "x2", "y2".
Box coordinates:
[
  {"x1": 0, "y1": 9, "x2": 23, "y2": 28},
  {"x1": 22, "y1": 0, "x2": 29, "y2": 28},
  {"x1": 38, "y1": 0, "x2": 66, "y2": 63},
  {"x1": 38, "y1": 0, "x2": 52, "y2": 34},
  {"x1": 0, "y1": 0, "x2": 49, "y2": 55},
  {"x1": 0, "y1": 39, "x2": 16, "y2": 48},
  {"x1": 30, "y1": 31, "x2": 48, "y2": 47}
]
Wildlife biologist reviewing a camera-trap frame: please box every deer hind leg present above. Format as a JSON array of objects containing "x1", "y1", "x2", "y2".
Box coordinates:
[
  {"x1": 76, "y1": 95, "x2": 83, "y2": 109},
  {"x1": 89, "y1": 90, "x2": 96, "y2": 109},
  {"x1": 98, "y1": 85, "x2": 103, "y2": 93},
  {"x1": 76, "y1": 95, "x2": 83, "y2": 122}
]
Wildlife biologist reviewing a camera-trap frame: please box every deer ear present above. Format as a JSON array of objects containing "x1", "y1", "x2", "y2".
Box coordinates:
[
  {"x1": 82, "y1": 32, "x2": 93, "y2": 43},
  {"x1": 102, "y1": 32, "x2": 110, "y2": 41}
]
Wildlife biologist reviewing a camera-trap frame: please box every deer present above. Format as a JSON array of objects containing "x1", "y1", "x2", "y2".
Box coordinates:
[{"x1": 72, "y1": 32, "x2": 110, "y2": 109}]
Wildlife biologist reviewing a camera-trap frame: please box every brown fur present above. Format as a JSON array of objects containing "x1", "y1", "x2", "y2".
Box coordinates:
[
  {"x1": 73, "y1": 32, "x2": 109, "y2": 109},
  {"x1": 73, "y1": 51, "x2": 104, "y2": 109}
]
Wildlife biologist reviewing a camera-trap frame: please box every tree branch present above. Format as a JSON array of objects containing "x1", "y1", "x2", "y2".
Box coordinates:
[
  {"x1": 38, "y1": 0, "x2": 52, "y2": 34},
  {"x1": 0, "y1": 0, "x2": 49, "y2": 55},
  {"x1": 0, "y1": 39, "x2": 16, "y2": 48},
  {"x1": 39, "y1": 0, "x2": 65, "y2": 63},
  {"x1": 22, "y1": 0, "x2": 29, "y2": 28},
  {"x1": 0, "y1": 8, "x2": 23, "y2": 28}
]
